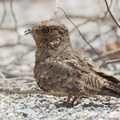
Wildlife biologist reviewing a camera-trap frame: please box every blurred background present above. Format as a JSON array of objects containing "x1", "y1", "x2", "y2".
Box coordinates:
[{"x1": 0, "y1": 0, "x2": 120, "y2": 91}]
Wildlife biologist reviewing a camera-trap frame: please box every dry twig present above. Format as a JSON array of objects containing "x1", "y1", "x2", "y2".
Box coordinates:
[
  {"x1": 100, "y1": 59, "x2": 120, "y2": 68},
  {"x1": 0, "y1": 88, "x2": 41, "y2": 94},
  {"x1": 0, "y1": 0, "x2": 6, "y2": 27},
  {"x1": 0, "y1": 69, "x2": 33, "y2": 78},
  {"x1": 58, "y1": 7, "x2": 105, "y2": 63},
  {"x1": 104, "y1": 0, "x2": 120, "y2": 28},
  {"x1": 10, "y1": 0, "x2": 20, "y2": 40},
  {"x1": 93, "y1": 48, "x2": 120, "y2": 62}
]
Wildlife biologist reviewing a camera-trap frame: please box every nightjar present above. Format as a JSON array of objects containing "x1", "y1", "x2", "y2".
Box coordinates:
[{"x1": 25, "y1": 19, "x2": 120, "y2": 107}]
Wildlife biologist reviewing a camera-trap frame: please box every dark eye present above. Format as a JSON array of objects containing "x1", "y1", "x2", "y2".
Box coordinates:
[{"x1": 41, "y1": 27, "x2": 50, "y2": 34}]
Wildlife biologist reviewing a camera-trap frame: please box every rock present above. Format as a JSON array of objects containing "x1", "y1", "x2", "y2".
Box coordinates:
[{"x1": 49, "y1": 104, "x2": 56, "y2": 110}]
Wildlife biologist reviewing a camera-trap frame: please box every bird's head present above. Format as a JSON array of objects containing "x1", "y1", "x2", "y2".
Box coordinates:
[{"x1": 25, "y1": 19, "x2": 70, "y2": 50}]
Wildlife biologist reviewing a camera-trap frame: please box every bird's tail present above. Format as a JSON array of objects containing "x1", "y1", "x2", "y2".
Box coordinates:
[{"x1": 98, "y1": 72, "x2": 120, "y2": 98}]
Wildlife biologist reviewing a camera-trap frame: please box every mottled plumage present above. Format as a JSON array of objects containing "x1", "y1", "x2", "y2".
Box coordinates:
[{"x1": 25, "y1": 19, "x2": 120, "y2": 107}]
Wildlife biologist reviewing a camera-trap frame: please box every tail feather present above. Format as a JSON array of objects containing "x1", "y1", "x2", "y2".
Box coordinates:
[
  {"x1": 98, "y1": 82, "x2": 120, "y2": 98},
  {"x1": 97, "y1": 72, "x2": 120, "y2": 98},
  {"x1": 98, "y1": 87, "x2": 120, "y2": 98},
  {"x1": 98, "y1": 72, "x2": 120, "y2": 83}
]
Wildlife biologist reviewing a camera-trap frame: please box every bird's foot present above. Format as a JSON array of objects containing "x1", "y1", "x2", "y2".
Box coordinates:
[{"x1": 55, "y1": 96, "x2": 78, "y2": 108}]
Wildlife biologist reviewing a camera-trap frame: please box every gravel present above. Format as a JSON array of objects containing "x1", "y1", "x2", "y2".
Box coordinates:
[{"x1": 0, "y1": 93, "x2": 120, "y2": 120}]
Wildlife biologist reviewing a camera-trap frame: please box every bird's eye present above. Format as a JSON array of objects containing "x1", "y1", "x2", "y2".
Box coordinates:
[{"x1": 41, "y1": 27, "x2": 50, "y2": 34}]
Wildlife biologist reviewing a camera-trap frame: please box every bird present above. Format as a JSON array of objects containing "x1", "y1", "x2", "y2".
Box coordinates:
[{"x1": 25, "y1": 19, "x2": 120, "y2": 107}]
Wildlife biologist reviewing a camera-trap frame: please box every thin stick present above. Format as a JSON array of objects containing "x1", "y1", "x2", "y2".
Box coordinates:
[
  {"x1": 0, "y1": 0, "x2": 6, "y2": 28},
  {"x1": 54, "y1": 0, "x2": 59, "y2": 19},
  {"x1": 102, "y1": 0, "x2": 112, "y2": 19},
  {"x1": 70, "y1": 20, "x2": 89, "y2": 33},
  {"x1": 81, "y1": 27, "x2": 115, "y2": 49},
  {"x1": 10, "y1": 0, "x2": 20, "y2": 41},
  {"x1": 97, "y1": 21, "x2": 107, "y2": 53},
  {"x1": 104, "y1": 0, "x2": 120, "y2": 28},
  {"x1": 93, "y1": 48, "x2": 120, "y2": 61},
  {"x1": 0, "y1": 88, "x2": 67, "y2": 96},
  {"x1": 10, "y1": 0, "x2": 17, "y2": 30},
  {"x1": 0, "y1": 88, "x2": 41, "y2": 94},
  {"x1": 0, "y1": 71, "x2": 6, "y2": 79},
  {"x1": 58, "y1": 7, "x2": 105, "y2": 62},
  {"x1": 100, "y1": 59, "x2": 120, "y2": 68}
]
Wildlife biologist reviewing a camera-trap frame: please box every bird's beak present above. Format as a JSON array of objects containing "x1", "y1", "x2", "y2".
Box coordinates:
[{"x1": 24, "y1": 29, "x2": 33, "y2": 35}]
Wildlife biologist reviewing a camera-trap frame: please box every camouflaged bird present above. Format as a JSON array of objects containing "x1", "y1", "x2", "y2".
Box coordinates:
[{"x1": 25, "y1": 19, "x2": 120, "y2": 107}]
